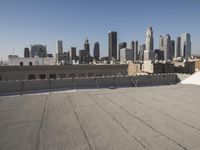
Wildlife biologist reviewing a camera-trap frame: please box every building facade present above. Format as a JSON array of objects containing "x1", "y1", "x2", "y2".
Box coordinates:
[
  {"x1": 144, "y1": 27, "x2": 154, "y2": 60},
  {"x1": 0, "y1": 64, "x2": 128, "y2": 81},
  {"x1": 120, "y1": 48, "x2": 133, "y2": 62},
  {"x1": 108, "y1": 31, "x2": 117, "y2": 61},
  {"x1": 31, "y1": 44, "x2": 47, "y2": 58},
  {"x1": 93, "y1": 42, "x2": 100, "y2": 60},
  {"x1": 159, "y1": 34, "x2": 172, "y2": 61},
  {"x1": 24, "y1": 48, "x2": 30, "y2": 58},
  {"x1": 84, "y1": 38, "x2": 90, "y2": 55},
  {"x1": 175, "y1": 37, "x2": 181, "y2": 58},
  {"x1": 70, "y1": 47, "x2": 77, "y2": 60},
  {"x1": 181, "y1": 33, "x2": 191, "y2": 58}
]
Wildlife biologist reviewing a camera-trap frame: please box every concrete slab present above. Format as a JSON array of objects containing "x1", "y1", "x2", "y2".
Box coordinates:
[{"x1": 0, "y1": 84, "x2": 200, "y2": 150}]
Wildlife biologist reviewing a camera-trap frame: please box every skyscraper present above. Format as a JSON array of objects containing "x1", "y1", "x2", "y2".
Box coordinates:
[
  {"x1": 170, "y1": 40, "x2": 175, "y2": 59},
  {"x1": 181, "y1": 33, "x2": 191, "y2": 58},
  {"x1": 144, "y1": 27, "x2": 154, "y2": 60},
  {"x1": 175, "y1": 37, "x2": 181, "y2": 58},
  {"x1": 84, "y1": 37, "x2": 90, "y2": 56},
  {"x1": 146, "y1": 27, "x2": 154, "y2": 51},
  {"x1": 70, "y1": 47, "x2": 76, "y2": 60},
  {"x1": 57, "y1": 40, "x2": 63, "y2": 55},
  {"x1": 118, "y1": 42, "x2": 127, "y2": 61},
  {"x1": 93, "y1": 42, "x2": 100, "y2": 60},
  {"x1": 159, "y1": 34, "x2": 172, "y2": 61},
  {"x1": 133, "y1": 41, "x2": 138, "y2": 61},
  {"x1": 139, "y1": 44, "x2": 146, "y2": 61},
  {"x1": 108, "y1": 31, "x2": 117, "y2": 60},
  {"x1": 24, "y1": 48, "x2": 30, "y2": 58}
]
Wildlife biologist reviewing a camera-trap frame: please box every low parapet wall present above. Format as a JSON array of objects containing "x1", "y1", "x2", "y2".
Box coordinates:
[{"x1": 0, "y1": 74, "x2": 180, "y2": 96}]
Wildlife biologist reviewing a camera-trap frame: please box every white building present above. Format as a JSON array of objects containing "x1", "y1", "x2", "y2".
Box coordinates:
[
  {"x1": 8, "y1": 55, "x2": 56, "y2": 66},
  {"x1": 144, "y1": 27, "x2": 154, "y2": 60},
  {"x1": 120, "y1": 48, "x2": 133, "y2": 62}
]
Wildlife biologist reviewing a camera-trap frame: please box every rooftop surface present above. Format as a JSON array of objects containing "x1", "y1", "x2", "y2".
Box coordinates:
[{"x1": 0, "y1": 84, "x2": 200, "y2": 150}]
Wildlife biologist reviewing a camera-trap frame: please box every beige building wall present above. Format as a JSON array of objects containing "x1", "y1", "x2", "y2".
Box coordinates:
[
  {"x1": 195, "y1": 60, "x2": 200, "y2": 71},
  {"x1": 127, "y1": 63, "x2": 142, "y2": 75},
  {"x1": 0, "y1": 64, "x2": 128, "y2": 81}
]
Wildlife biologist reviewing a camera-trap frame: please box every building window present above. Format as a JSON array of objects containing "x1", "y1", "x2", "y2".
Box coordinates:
[
  {"x1": 29, "y1": 62, "x2": 32, "y2": 66},
  {"x1": 69, "y1": 73, "x2": 76, "y2": 78},
  {"x1": 0, "y1": 76, "x2": 1, "y2": 81},
  {"x1": 28, "y1": 74, "x2": 35, "y2": 80},
  {"x1": 59, "y1": 73, "x2": 65, "y2": 79},
  {"x1": 88, "y1": 73, "x2": 94, "y2": 77},
  {"x1": 49, "y1": 74, "x2": 56, "y2": 79},
  {"x1": 39, "y1": 74, "x2": 46, "y2": 80},
  {"x1": 78, "y1": 73, "x2": 85, "y2": 77},
  {"x1": 96, "y1": 73, "x2": 103, "y2": 77},
  {"x1": 20, "y1": 62, "x2": 23, "y2": 66}
]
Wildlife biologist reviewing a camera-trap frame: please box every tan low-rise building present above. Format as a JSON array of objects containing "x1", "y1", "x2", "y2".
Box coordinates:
[
  {"x1": 0, "y1": 64, "x2": 128, "y2": 81},
  {"x1": 195, "y1": 60, "x2": 200, "y2": 71}
]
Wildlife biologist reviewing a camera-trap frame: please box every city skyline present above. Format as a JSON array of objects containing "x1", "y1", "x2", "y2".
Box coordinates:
[{"x1": 0, "y1": 0, "x2": 200, "y2": 60}]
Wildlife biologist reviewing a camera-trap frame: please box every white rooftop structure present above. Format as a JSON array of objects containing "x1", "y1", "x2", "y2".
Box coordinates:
[{"x1": 181, "y1": 71, "x2": 200, "y2": 85}]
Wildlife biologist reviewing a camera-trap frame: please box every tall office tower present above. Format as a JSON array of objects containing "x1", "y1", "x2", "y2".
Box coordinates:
[
  {"x1": 170, "y1": 40, "x2": 175, "y2": 59},
  {"x1": 181, "y1": 33, "x2": 191, "y2": 58},
  {"x1": 108, "y1": 31, "x2": 117, "y2": 60},
  {"x1": 24, "y1": 48, "x2": 30, "y2": 58},
  {"x1": 133, "y1": 41, "x2": 138, "y2": 61},
  {"x1": 84, "y1": 37, "x2": 90, "y2": 55},
  {"x1": 93, "y1": 42, "x2": 100, "y2": 60},
  {"x1": 118, "y1": 42, "x2": 127, "y2": 61},
  {"x1": 139, "y1": 44, "x2": 146, "y2": 61},
  {"x1": 175, "y1": 37, "x2": 181, "y2": 58},
  {"x1": 146, "y1": 27, "x2": 154, "y2": 51},
  {"x1": 159, "y1": 34, "x2": 171, "y2": 61},
  {"x1": 57, "y1": 40, "x2": 63, "y2": 55},
  {"x1": 130, "y1": 41, "x2": 137, "y2": 61},
  {"x1": 120, "y1": 48, "x2": 133, "y2": 62},
  {"x1": 144, "y1": 27, "x2": 154, "y2": 60},
  {"x1": 70, "y1": 47, "x2": 76, "y2": 60}
]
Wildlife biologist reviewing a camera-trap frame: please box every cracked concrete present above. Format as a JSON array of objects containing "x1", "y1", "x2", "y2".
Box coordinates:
[{"x1": 0, "y1": 84, "x2": 200, "y2": 150}]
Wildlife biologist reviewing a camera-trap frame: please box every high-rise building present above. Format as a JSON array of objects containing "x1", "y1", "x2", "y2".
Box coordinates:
[
  {"x1": 108, "y1": 31, "x2": 117, "y2": 60},
  {"x1": 70, "y1": 47, "x2": 76, "y2": 60},
  {"x1": 159, "y1": 34, "x2": 172, "y2": 61},
  {"x1": 139, "y1": 44, "x2": 146, "y2": 61},
  {"x1": 181, "y1": 33, "x2": 191, "y2": 58},
  {"x1": 79, "y1": 49, "x2": 89, "y2": 64},
  {"x1": 170, "y1": 40, "x2": 175, "y2": 59},
  {"x1": 146, "y1": 27, "x2": 154, "y2": 51},
  {"x1": 175, "y1": 37, "x2": 181, "y2": 58},
  {"x1": 144, "y1": 27, "x2": 154, "y2": 60},
  {"x1": 120, "y1": 48, "x2": 133, "y2": 62},
  {"x1": 118, "y1": 42, "x2": 127, "y2": 61},
  {"x1": 57, "y1": 40, "x2": 63, "y2": 55},
  {"x1": 93, "y1": 42, "x2": 100, "y2": 60},
  {"x1": 133, "y1": 41, "x2": 138, "y2": 61},
  {"x1": 84, "y1": 37, "x2": 90, "y2": 56},
  {"x1": 24, "y1": 48, "x2": 30, "y2": 58}
]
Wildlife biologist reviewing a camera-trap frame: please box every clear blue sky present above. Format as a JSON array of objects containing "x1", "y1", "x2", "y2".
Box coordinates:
[{"x1": 0, "y1": 0, "x2": 200, "y2": 60}]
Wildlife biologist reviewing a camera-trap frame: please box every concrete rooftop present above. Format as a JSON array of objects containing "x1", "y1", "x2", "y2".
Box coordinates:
[{"x1": 0, "y1": 84, "x2": 200, "y2": 150}]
